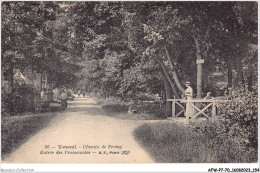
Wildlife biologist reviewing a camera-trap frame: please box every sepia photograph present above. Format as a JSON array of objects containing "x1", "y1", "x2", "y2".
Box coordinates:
[{"x1": 1, "y1": 0, "x2": 259, "y2": 172}]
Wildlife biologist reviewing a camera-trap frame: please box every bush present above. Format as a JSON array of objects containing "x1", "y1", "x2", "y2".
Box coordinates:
[
  {"x1": 220, "y1": 85, "x2": 258, "y2": 152},
  {"x1": 12, "y1": 88, "x2": 35, "y2": 114},
  {"x1": 2, "y1": 84, "x2": 36, "y2": 116},
  {"x1": 94, "y1": 97, "x2": 166, "y2": 120},
  {"x1": 136, "y1": 104, "x2": 167, "y2": 118},
  {"x1": 188, "y1": 84, "x2": 258, "y2": 162},
  {"x1": 134, "y1": 122, "x2": 211, "y2": 163},
  {"x1": 1, "y1": 93, "x2": 12, "y2": 116},
  {"x1": 1, "y1": 113, "x2": 56, "y2": 159},
  {"x1": 134, "y1": 121, "x2": 257, "y2": 163},
  {"x1": 135, "y1": 93, "x2": 157, "y2": 101},
  {"x1": 190, "y1": 121, "x2": 257, "y2": 162},
  {"x1": 102, "y1": 104, "x2": 129, "y2": 114}
]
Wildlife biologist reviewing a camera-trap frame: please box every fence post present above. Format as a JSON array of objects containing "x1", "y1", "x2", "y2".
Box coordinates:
[
  {"x1": 212, "y1": 101, "x2": 216, "y2": 122},
  {"x1": 185, "y1": 100, "x2": 189, "y2": 124},
  {"x1": 172, "y1": 100, "x2": 176, "y2": 118}
]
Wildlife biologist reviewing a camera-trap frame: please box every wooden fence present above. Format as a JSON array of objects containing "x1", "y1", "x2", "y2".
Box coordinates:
[{"x1": 167, "y1": 98, "x2": 230, "y2": 124}]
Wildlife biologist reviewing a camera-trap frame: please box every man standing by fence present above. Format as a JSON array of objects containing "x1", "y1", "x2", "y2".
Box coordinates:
[{"x1": 61, "y1": 90, "x2": 68, "y2": 110}]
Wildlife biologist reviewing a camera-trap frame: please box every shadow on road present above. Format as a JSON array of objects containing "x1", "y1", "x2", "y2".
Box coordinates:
[
  {"x1": 68, "y1": 102, "x2": 96, "y2": 106},
  {"x1": 64, "y1": 98, "x2": 108, "y2": 116},
  {"x1": 65, "y1": 107, "x2": 107, "y2": 116}
]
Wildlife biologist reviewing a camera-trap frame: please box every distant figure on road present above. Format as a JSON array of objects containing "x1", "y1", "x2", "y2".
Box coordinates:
[
  {"x1": 53, "y1": 88, "x2": 59, "y2": 101},
  {"x1": 83, "y1": 90, "x2": 86, "y2": 97},
  {"x1": 46, "y1": 88, "x2": 54, "y2": 102},
  {"x1": 40, "y1": 88, "x2": 46, "y2": 100},
  {"x1": 78, "y1": 89, "x2": 81, "y2": 97},
  {"x1": 61, "y1": 90, "x2": 68, "y2": 110}
]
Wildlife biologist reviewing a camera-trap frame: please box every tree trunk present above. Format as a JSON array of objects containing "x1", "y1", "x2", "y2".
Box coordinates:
[
  {"x1": 159, "y1": 60, "x2": 181, "y2": 98},
  {"x1": 194, "y1": 35, "x2": 203, "y2": 98},
  {"x1": 162, "y1": 73, "x2": 172, "y2": 117},
  {"x1": 247, "y1": 69, "x2": 253, "y2": 91},
  {"x1": 5, "y1": 61, "x2": 14, "y2": 114},
  {"x1": 227, "y1": 57, "x2": 233, "y2": 88},
  {"x1": 164, "y1": 46, "x2": 185, "y2": 93},
  {"x1": 6, "y1": 61, "x2": 14, "y2": 95},
  {"x1": 201, "y1": 42, "x2": 209, "y2": 94},
  {"x1": 202, "y1": 56, "x2": 208, "y2": 93},
  {"x1": 247, "y1": 51, "x2": 257, "y2": 91},
  {"x1": 235, "y1": 54, "x2": 245, "y2": 85},
  {"x1": 191, "y1": 19, "x2": 211, "y2": 98}
]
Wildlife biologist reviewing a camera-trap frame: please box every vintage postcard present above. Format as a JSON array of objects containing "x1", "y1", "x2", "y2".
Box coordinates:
[{"x1": 1, "y1": 1, "x2": 259, "y2": 172}]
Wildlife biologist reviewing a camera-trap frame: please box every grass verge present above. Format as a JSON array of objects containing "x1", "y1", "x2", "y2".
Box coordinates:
[
  {"x1": 1, "y1": 112, "x2": 57, "y2": 159},
  {"x1": 133, "y1": 121, "x2": 257, "y2": 163},
  {"x1": 93, "y1": 97, "x2": 166, "y2": 120}
]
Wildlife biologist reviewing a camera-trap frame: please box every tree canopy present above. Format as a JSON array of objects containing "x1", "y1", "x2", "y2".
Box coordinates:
[{"x1": 2, "y1": 1, "x2": 257, "y2": 100}]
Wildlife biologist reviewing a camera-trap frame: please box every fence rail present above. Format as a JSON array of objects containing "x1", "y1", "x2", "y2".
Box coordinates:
[{"x1": 167, "y1": 98, "x2": 230, "y2": 124}]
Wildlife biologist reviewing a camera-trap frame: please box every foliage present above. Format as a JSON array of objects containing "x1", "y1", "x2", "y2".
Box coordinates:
[
  {"x1": 70, "y1": 1, "x2": 257, "y2": 100},
  {"x1": 94, "y1": 97, "x2": 165, "y2": 120},
  {"x1": 2, "y1": 2, "x2": 257, "y2": 98},
  {"x1": 1, "y1": 2, "x2": 83, "y2": 115},
  {"x1": 12, "y1": 84, "x2": 36, "y2": 114},
  {"x1": 1, "y1": 93, "x2": 13, "y2": 116},
  {"x1": 1, "y1": 1, "x2": 81, "y2": 87},
  {"x1": 134, "y1": 121, "x2": 257, "y2": 163},
  {"x1": 1, "y1": 2, "x2": 258, "y2": 162},
  {"x1": 1, "y1": 113, "x2": 56, "y2": 158},
  {"x1": 221, "y1": 85, "x2": 258, "y2": 151},
  {"x1": 189, "y1": 84, "x2": 258, "y2": 162},
  {"x1": 1, "y1": 83, "x2": 36, "y2": 116}
]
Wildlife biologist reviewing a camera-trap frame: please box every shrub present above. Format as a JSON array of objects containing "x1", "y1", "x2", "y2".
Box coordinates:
[
  {"x1": 2, "y1": 84, "x2": 36, "y2": 116},
  {"x1": 190, "y1": 120, "x2": 256, "y2": 162},
  {"x1": 102, "y1": 104, "x2": 129, "y2": 114},
  {"x1": 94, "y1": 97, "x2": 166, "y2": 120},
  {"x1": 135, "y1": 93, "x2": 156, "y2": 101},
  {"x1": 1, "y1": 113, "x2": 56, "y2": 158},
  {"x1": 220, "y1": 85, "x2": 258, "y2": 152},
  {"x1": 136, "y1": 104, "x2": 167, "y2": 118},
  {"x1": 134, "y1": 122, "x2": 219, "y2": 163},
  {"x1": 189, "y1": 84, "x2": 258, "y2": 162},
  {"x1": 134, "y1": 121, "x2": 257, "y2": 163},
  {"x1": 1, "y1": 93, "x2": 13, "y2": 116}
]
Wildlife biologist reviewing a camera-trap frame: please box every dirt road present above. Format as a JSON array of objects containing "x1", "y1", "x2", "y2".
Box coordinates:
[{"x1": 3, "y1": 97, "x2": 154, "y2": 163}]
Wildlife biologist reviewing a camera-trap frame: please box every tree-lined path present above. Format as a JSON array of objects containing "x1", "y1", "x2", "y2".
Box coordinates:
[
  {"x1": 3, "y1": 97, "x2": 154, "y2": 163},
  {"x1": 1, "y1": 1, "x2": 258, "y2": 166}
]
